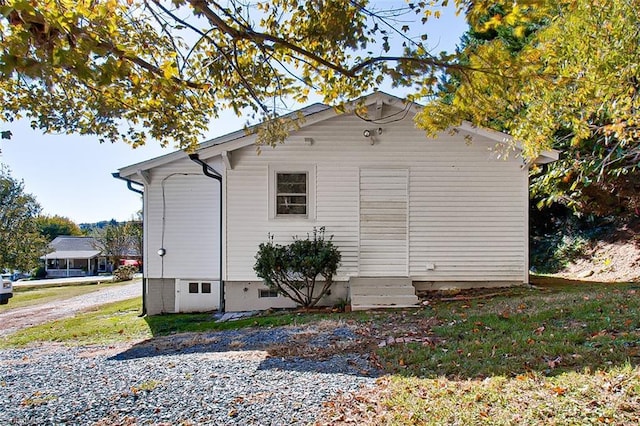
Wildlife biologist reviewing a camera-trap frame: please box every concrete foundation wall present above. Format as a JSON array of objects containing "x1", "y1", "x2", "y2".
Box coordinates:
[
  {"x1": 146, "y1": 278, "x2": 177, "y2": 315},
  {"x1": 224, "y1": 281, "x2": 349, "y2": 312},
  {"x1": 414, "y1": 281, "x2": 522, "y2": 293}
]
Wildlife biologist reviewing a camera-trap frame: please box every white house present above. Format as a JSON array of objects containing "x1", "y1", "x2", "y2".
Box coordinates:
[{"x1": 115, "y1": 92, "x2": 557, "y2": 315}]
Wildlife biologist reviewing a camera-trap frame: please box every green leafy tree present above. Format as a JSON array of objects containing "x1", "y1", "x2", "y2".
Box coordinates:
[
  {"x1": 4, "y1": 0, "x2": 636, "y2": 215},
  {"x1": 35, "y1": 214, "x2": 82, "y2": 241},
  {"x1": 91, "y1": 221, "x2": 135, "y2": 268},
  {"x1": 417, "y1": 0, "x2": 640, "y2": 215},
  {"x1": 128, "y1": 217, "x2": 143, "y2": 271},
  {"x1": 0, "y1": 166, "x2": 47, "y2": 271},
  {"x1": 0, "y1": 0, "x2": 510, "y2": 150},
  {"x1": 254, "y1": 227, "x2": 341, "y2": 308}
]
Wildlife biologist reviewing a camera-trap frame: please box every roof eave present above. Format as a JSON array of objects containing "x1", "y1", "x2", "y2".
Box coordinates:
[
  {"x1": 456, "y1": 121, "x2": 560, "y2": 165},
  {"x1": 117, "y1": 103, "x2": 333, "y2": 176},
  {"x1": 533, "y1": 149, "x2": 560, "y2": 164}
]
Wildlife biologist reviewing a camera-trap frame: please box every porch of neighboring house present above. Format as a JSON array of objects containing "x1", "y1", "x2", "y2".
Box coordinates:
[{"x1": 43, "y1": 252, "x2": 110, "y2": 278}]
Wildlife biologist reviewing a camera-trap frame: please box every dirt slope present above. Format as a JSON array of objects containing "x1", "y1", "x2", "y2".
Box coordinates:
[{"x1": 554, "y1": 221, "x2": 640, "y2": 282}]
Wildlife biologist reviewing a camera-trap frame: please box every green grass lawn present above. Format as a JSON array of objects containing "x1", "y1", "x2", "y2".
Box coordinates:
[
  {"x1": 0, "y1": 280, "x2": 137, "y2": 312},
  {"x1": 1, "y1": 297, "x2": 150, "y2": 347},
  {"x1": 3, "y1": 281, "x2": 640, "y2": 424},
  {"x1": 373, "y1": 282, "x2": 640, "y2": 378},
  {"x1": 320, "y1": 281, "x2": 640, "y2": 425},
  {"x1": 0, "y1": 297, "x2": 331, "y2": 347}
]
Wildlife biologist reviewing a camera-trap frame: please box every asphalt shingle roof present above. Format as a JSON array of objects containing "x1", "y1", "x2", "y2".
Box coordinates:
[{"x1": 43, "y1": 236, "x2": 101, "y2": 260}]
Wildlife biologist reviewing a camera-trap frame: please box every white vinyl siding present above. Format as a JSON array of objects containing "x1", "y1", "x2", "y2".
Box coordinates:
[
  {"x1": 225, "y1": 107, "x2": 528, "y2": 283},
  {"x1": 409, "y1": 164, "x2": 526, "y2": 280},
  {"x1": 143, "y1": 157, "x2": 221, "y2": 280}
]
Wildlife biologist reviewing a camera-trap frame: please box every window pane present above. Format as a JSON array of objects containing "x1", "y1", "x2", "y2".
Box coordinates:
[
  {"x1": 277, "y1": 195, "x2": 307, "y2": 215},
  {"x1": 202, "y1": 282, "x2": 211, "y2": 293},
  {"x1": 259, "y1": 289, "x2": 278, "y2": 298},
  {"x1": 277, "y1": 181, "x2": 306, "y2": 193},
  {"x1": 277, "y1": 173, "x2": 306, "y2": 193},
  {"x1": 278, "y1": 173, "x2": 306, "y2": 184},
  {"x1": 188, "y1": 282, "x2": 199, "y2": 293}
]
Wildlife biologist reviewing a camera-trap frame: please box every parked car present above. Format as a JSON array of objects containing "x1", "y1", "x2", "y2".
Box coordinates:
[
  {"x1": 9, "y1": 272, "x2": 29, "y2": 281},
  {"x1": 1, "y1": 274, "x2": 13, "y2": 305}
]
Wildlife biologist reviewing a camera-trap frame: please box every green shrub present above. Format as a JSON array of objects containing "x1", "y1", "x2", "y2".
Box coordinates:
[
  {"x1": 113, "y1": 265, "x2": 137, "y2": 282},
  {"x1": 254, "y1": 227, "x2": 341, "y2": 308},
  {"x1": 33, "y1": 266, "x2": 47, "y2": 279}
]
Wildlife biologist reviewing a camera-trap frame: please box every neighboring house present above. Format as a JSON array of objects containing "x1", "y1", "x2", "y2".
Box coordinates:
[
  {"x1": 115, "y1": 92, "x2": 558, "y2": 315},
  {"x1": 42, "y1": 236, "x2": 110, "y2": 277}
]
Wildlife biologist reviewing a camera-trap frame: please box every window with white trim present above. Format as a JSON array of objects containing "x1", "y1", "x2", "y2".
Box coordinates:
[{"x1": 269, "y1": 164, "x2": 315, "y2": 220}]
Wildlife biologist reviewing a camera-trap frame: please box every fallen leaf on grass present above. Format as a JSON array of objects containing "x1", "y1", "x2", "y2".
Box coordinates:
[
  {"x1": 377, "y1": 335, "x2": 440, "y2": 348},
  {"x1": 547, "y1": 356, "x2": 562, "y2": 369}
]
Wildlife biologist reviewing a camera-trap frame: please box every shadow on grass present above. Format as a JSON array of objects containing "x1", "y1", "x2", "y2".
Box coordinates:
[{"x1": 110, "y1": 315, "x2": 379, "y2": 377}]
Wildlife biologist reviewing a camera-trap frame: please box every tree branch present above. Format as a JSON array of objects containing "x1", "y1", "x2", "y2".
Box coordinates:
[
  {"x1": 188, "y1": 0, "x2": 363, "y2": 78},
  {"x1": 188, "y1": 0, "x2": 495, "y2": 82}
]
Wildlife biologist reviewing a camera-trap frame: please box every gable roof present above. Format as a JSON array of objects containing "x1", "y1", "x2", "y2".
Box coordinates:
[
  {"x1": 43, "y1": 236, "x2": 101, "y2": 260},
  {"x1": 118, "y1": 101, "x2": 332, "y2": 178},
  {"x1": 117, "y1": 91, "x2": 558, "y2": 179}
]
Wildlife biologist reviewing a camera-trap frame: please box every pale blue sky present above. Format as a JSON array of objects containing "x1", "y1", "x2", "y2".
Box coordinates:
[{"x1": 0, "y1": 3, "x2": 467, "y2": 224}]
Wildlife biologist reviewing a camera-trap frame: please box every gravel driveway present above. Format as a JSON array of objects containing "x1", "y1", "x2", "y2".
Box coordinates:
[
  {"x1": 0, "y1": 323, "x2": 377, "y2": 425},
  {"x1": 0, "y1": 280, "x2": 141, "y2": 337}
]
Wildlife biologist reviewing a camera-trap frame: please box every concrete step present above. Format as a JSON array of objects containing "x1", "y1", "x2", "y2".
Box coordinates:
[
  {"x1": 351, "y1": 294, "x2": 419, "y2": 307},
  {"x1": 351, "y1": 285, "x2": 417, "y2": 296},
  {"x1": 350, "y1": 277, "x2": 412, "y2": 287},
  {"x1": 351, "y1": 304, "x2": 420, "y2": 311},
  {"x1": 349, "y1": 277, "x2": 419, "y2": 310}
]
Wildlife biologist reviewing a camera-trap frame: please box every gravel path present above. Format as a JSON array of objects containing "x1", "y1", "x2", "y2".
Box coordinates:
[
  {"x1": 0, "y1": 324, "x2": 378, "y2": 425},
  {"x1": 0, "y1": 281, "x2": 141, "y2": 337}
]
